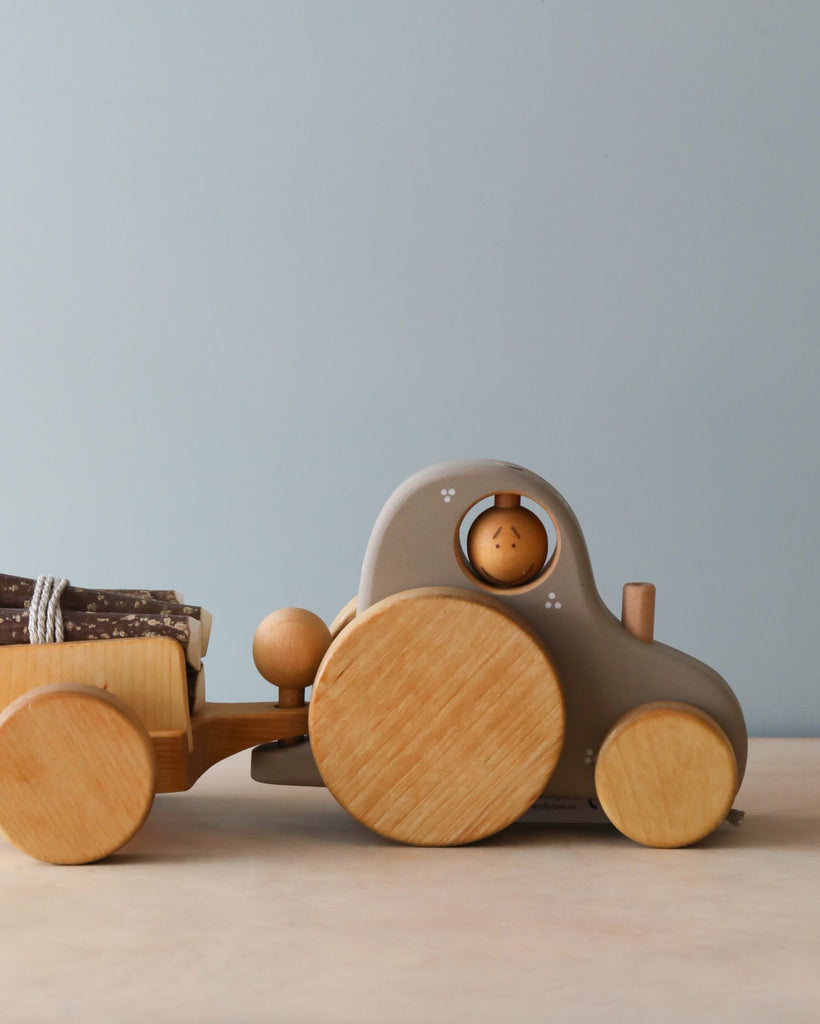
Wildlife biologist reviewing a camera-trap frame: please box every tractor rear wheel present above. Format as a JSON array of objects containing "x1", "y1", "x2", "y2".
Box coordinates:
[{"x1": 309, "y1": 587, "x2": 565, "y2": 846}]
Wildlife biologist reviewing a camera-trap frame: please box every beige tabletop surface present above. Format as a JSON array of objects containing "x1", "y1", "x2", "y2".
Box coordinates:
[{"x1": 0, "y1": 737, "x2": 818, "y2": 1024}]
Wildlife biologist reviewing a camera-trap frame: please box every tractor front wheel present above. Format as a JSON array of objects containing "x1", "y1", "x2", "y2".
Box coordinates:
[{"x1": 594, "y1": 701, "x2": 738, "y2": 848}]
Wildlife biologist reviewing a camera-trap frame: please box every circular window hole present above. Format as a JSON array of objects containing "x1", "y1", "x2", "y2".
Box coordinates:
[{"x1": 456, "y1": 494, "x2": 557, "y2": 591}]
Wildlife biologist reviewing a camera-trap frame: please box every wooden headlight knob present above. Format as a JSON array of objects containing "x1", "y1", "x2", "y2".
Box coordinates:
[
  {"x1": 253, "y1": 608, "x2": 332, "y2": 734},
  {"x1": 621, "y1": 582, "x2": 656, "y2": 643}
]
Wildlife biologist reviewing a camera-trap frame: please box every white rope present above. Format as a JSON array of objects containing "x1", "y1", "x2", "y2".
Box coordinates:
[{"x1": 28, "y1": 575, "x2": 69, "y2": 644}]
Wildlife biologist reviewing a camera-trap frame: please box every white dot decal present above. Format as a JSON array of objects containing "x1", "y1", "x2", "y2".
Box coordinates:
[
  {"x1": 440, "y1": 487, "x2": 456, "y2": 503},
  {"x1": 544, "y1": 591, "x2": 562, "y2": 611}
]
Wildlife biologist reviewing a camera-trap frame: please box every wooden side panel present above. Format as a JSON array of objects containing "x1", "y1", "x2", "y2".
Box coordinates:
[{"x1": 0, "y1": 637, "x2": 191, "y2": 745}]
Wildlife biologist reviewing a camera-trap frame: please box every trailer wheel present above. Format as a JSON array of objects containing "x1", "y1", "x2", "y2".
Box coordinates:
[
  {"x1": 309, "y1": 587, "x2": 565, "y2": 846},
  {"x1": 0, "y1": 683, "x2": 155, "y2": 864},
  {"x1": 594, "y1": 701, "x2": 738, "y2": 848}
]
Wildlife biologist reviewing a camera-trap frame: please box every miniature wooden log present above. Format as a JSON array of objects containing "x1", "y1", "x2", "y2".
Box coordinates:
[
  {"x1": 0, "y1": 575, "x2": 210, "y2": 654},
  {"x1": 0, "y1": 575, "x2": 183, "y2": 608},
  {"x1": 0, "y1": 608, "x2": 202, "y2": 670},
  {"x1": 110, "y1": 589, "x2": 184, "y2": 603}
]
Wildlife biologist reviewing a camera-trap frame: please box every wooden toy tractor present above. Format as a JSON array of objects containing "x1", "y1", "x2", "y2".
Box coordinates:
[
  {"x1": 0, "y1": 460, "x2": 747, "y2": 863},
  {"x1": 251, "y1": 459, "x2": 747, "y2": 849}
]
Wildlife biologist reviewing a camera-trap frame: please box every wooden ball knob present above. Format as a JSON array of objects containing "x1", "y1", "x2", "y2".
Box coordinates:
[
  {"x1": 252, "y1": 608, "x2": 332, "y2": 693},
  {"x1": 466, "y1": 494, "x2": 548, "y2": 587}
]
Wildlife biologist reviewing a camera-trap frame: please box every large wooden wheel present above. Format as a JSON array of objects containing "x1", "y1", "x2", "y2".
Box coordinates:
[
  {"x1": 594, "y1": 701, "x2": 738, "y2": 848},
  {"x1": 308, "y1": 587, "x2": 565, "y2": 846},
  {"x1": 0, "y1": 683, "x2": 155, "y2": 864}
]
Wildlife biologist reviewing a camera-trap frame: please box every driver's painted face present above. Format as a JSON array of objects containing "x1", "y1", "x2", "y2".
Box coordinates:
[{"x1": 466, "y1": 495, "x2": 548, "y2": 586}]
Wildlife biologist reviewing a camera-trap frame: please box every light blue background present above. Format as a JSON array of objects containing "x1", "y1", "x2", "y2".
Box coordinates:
[{"x1": 1, "y1": 3, "x2": 817, "y2": 735}]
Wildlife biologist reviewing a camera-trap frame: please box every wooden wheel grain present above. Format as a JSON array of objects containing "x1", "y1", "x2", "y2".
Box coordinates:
[
  {"x1": 0, "y1": 683, "x2": 155, "y2": 864},
  {"x1": 308, "y1": 587, "x2": 565, "y2": 846},
  {"x1": 594, "y1": 701, "x2": 738, "y2": 848}
]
